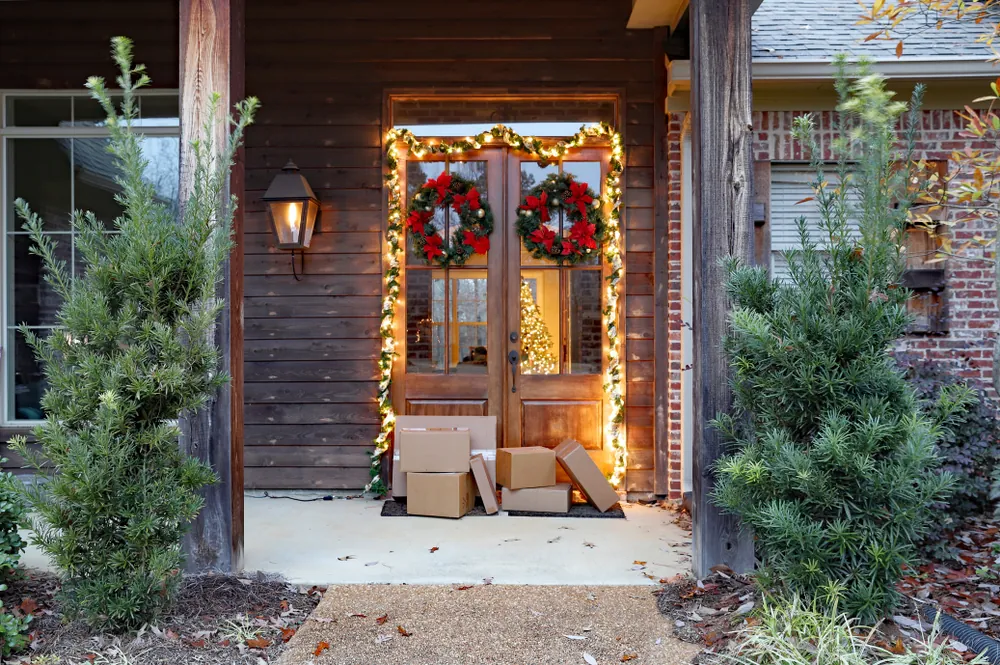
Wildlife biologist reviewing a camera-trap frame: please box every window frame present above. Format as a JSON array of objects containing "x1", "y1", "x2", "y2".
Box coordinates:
[{"x1": 0, "y1": 89, "x2": 180, "y2": 427}]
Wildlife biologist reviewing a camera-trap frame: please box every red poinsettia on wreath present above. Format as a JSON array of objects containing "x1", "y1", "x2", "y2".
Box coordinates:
[
  {"x1": 405, "y1": 172, "x2": 494, "y2": 267},
  {"x1": 516, "y1": 172, "x2": 606, "y2": 265}
]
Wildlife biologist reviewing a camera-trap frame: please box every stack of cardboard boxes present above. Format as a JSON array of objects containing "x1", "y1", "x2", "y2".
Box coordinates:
[
  {"x1": 398, "y1": 426, "x2": 499, "y2": 518},
  {"x1": 497, "y1": 440, "x2": 620, "y2": 514}
]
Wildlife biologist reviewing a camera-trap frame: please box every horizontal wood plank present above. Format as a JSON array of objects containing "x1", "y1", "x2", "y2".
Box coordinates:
[
  {"x1": 245, "y1": 403, "x2": 378, "y2": 426},
  {"x1": 245, "y1": 424, "x2": 378, "y2": 447},
  {"x1": 245, "y1": 445, "x2": 373, "y2": 468},
  {"x1": 244, "y1": 381, "x2": 378, "y2": 404},
  {"x1": 245, "y1": 466, "x2": 369, "y2": 489}
]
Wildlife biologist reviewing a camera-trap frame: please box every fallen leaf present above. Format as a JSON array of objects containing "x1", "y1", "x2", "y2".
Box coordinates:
[
  {"x1": 584, "y1": 652, "x2": 598, "y2": 665},
  {"x1": 280, "y1": 627, "x2": 296, "y2": 642},
  {"x1": 85, "y1": 655, "x2": 97, "y2": 663},
  {"x1": 455, "y1": 585, "x2": 474, "y2": 591},
  {"x1": 583, "y1": 542, "x2": 596, "y2": 549},
  {"x1": 19, "y1": 598, "x2": 39, "y2": 615},
  {"x1": 220, "y1": 639, "x2": 232, "y2": 647},
  {"x1": 889, "y1": 637, "x2": 906, "y2": 655},
  {"x1": 483, "y1": 577, "x2": 494, "y2": 585},
  {"x1": 375, "y1": 634, "x2": 393, "y2": 644},
  {"x1": 337, "y1": 555, "x2": 355, "y2": 561},
  {"x1": 735, "y1": 601, "x2": 755, "y2": 615},
  {"x1": 622, "y1": 654, "x2": 639, "y2": 662},
  {"x1": 429, "y1": 546, "x2": 439, "y2": 553},
  {"x1": 246, "y1": 637, "x2": 271, "y2": 649},
  {"x1": 634, "y1": 561, "x2": 647, "y2": 566},
  {"x1": 350, "y1": 613, "x2": 368, "y2": 618},
  {"x1": 565, "y1": 635, "x2": 587, "y2": 640},
  {"x1": 314, "y1": 640, "x2": 331, "y2": 656},
  {"x1": 398, "y1": 625, "x2": 412, "y2": 637},
  {"x1": 186, "y1": 639, "x2": 207, "y2": 648},
  {"x1": 165, "y1": 629, "x2": 179, "y2": 640},
  {"x1": 280, "y1": 600, "x2": 290, "y2": 612},
  {"x1": 376, "y1": 613, "x2": 389, "y2": 625}
]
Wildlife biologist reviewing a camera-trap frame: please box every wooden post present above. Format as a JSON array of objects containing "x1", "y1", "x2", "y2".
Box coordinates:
[
  {"x1": 689, "y1": 0, "x2": 756, "y2": 577},
  {"x1": 178, "y1": 0, "x2": 245, "y2": 573},
  {"x1": 652, "y1": 28, "x2": 672, "y2": 497}
]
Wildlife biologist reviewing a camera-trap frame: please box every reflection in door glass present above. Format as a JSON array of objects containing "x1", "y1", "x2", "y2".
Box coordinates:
[
  {"x1": 567, "y1": 270, "x2": 603, "y2": 374},
  {"x1": 519, "y1": 270, "x2": 559, "y2": 375},
  {"x1": 406, "y1": 161, "x2": 446, "y2": 266},
  {"x1": 451, "y1": 275, "x2": 488, "y2": 374},
  {"x1": 519, "y1": 162, "x2": 559, "y2": 266},
  {"x1": 405, "y1": 270, "x2": 444, "y2": 374},
  {"x1": 449, "y1": 161, "x2": 488, "y2": 266},
  {"x1": 562, "y1": 161, "x2": 602, "y2": 266}
]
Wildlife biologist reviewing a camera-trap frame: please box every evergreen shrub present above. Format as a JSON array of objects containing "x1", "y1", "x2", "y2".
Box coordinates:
[
  {"x1": 8, "y1": 38, "x2": 258, "y2": 631},
  {"x1": 711, "y1": 59, "x2": 953, "y2": 622}
]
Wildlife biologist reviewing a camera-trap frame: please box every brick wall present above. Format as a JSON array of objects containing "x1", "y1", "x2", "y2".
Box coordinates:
[{"x1": 662, "y1": 108, "x2": 998, "y2": 498}]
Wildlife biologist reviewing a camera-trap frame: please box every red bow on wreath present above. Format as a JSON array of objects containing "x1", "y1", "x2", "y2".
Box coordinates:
[
  {"x1": 423, "y1": 233, "x2": 444, "y2": 260},
  {"x1": 463, "y1": 230, "x2": 490, "y2": 255},
  {"x1": 425, "y1": 173, "x2": 452, "y2": 203},
  {"x1": 569, "y1": 221, "x2": 597, "y2": 252},
  {"x1": 406, "y1": 210, "x2": 431, "y2": 236},
  {"x1": 565, "y1": 181, "x2": 594, "y2": 217},
  {"x1": 519, "y1": 191, "x2": 550, "y2": 223},
  {"x1": 452, "y1": 187, "x2": 481, "y2": 213},
  {"x1": 528, "y1": 225, "x2": 557, "y2": 252}
]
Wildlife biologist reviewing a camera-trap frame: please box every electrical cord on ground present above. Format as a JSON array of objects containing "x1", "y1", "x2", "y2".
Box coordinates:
[{"x1": 246, "y1": 491, "x2": 365, "y2": 502}]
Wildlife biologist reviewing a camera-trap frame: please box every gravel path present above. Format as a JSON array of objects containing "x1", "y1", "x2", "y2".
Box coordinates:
[{"x1": 278, "y1": 584, "x2": 700, "y2": 665}]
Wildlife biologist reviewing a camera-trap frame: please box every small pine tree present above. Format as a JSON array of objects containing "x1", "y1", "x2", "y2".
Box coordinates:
[
  {"x1": 519, "y1": 279, "x2": 557, "y2": 374},
  {"x1": 8, "y1": 38, "x2": 258, "y2": 631},
  {"x1": 711, "y1": 58, "x2": 952, "y2": 622}
]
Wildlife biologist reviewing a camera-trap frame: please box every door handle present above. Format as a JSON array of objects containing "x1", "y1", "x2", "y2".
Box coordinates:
[{"x1": 508, "y1": 350, "x2": 519, "y2": 393}]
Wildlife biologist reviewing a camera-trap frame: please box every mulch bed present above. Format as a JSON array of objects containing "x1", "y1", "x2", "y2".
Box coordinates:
[
  {"x1": 1, "y1": 568, "x2": 323, "y2": 664},
  {"x1": 653, "y1": 512, "x2": 1000, "y2": 664}
]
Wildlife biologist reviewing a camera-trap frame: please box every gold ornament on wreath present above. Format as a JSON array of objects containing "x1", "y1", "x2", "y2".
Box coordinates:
[
  {"x1": 406, "y1": 172, "x2": 493, "y2": 267},
  {"x1": 516, "y1": 172, "x2": 606, "y2": 265}
]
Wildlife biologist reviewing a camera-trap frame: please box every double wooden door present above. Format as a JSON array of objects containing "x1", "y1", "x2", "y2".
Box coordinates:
[{"x1": 393, "y1": 143, "x2": 613, "y2": 468}]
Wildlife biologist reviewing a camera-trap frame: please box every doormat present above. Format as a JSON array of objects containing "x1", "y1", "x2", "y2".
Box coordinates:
[
  {"x1": 380, "y1": 499, "x2": 497, "y2": 517},
  {"x1": 506, "y1": 503, "x2": 626, "y2": 519}
]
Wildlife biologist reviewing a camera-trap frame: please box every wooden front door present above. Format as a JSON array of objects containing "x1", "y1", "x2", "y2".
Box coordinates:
[
  {"x1": 504, "y1": 149, "x2": 611, "y2": 469},
  {"x1": 394, "y1": 144, "x2": 610, "y2": 468}
]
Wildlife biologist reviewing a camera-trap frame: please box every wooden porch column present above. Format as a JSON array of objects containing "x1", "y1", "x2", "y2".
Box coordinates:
[
  {"x1": 689, "y1": 0, "x2": 755, "y2": 577},
  {"x1": 178, "y1": 0, "x2": 246, "y2": 573}
]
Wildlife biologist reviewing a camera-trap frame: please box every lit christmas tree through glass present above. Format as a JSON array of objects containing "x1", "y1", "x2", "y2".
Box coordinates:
[{"x1": 518, "y1": 278, "x2": 557, "y2": 375}]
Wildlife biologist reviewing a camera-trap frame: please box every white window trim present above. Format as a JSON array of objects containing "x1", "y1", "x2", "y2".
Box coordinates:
[{"x1": 0, "y1": 89, "x2": 179, "y2": 427}]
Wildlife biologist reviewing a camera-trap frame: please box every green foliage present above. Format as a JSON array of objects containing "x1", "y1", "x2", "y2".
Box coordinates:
[
  {"x1": 711, "y1": 58, "x2": 952, "y2": 623},
  {"x1": 899, "y1": 357, "x2": 1000, "y2": 556},
  {"x1": 8, "y1": 37, "x2": 258, "y2": 632},
  {"x1": 992, "y1": 467, "x2": 1000, "y2": 518},
  {"x1": 0, "y1": 461, "x2": 30, "y2": 657},
  {"x1": 728, "y1": 596, "x2": 983, "y2": 665}
]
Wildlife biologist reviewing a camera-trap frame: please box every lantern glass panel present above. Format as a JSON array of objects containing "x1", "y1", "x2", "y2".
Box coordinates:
[
  {"x1": 301, "y1": 199, "x2": 319, "y2": 248},
  {"x1": 269, "y1": 200, "x2": 303, "y2": 247}
]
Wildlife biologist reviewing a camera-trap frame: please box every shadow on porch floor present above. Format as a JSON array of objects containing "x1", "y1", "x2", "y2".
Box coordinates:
[{"x1": 243, "y1": 493, "x2": 692, "y2": 586}]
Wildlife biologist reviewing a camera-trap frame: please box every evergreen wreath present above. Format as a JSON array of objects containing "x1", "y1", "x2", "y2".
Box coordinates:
[
  {"x1": 516, "y1": 172, "x2": 606, "y2": 265},
  {"x1": 406, "y1": 172, "x2": 494, "y2": 266}
]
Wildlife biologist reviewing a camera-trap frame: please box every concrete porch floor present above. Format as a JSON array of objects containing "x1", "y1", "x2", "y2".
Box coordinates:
[{"x1": 20, "y1": 494, "x2": 693, "y2": 586}]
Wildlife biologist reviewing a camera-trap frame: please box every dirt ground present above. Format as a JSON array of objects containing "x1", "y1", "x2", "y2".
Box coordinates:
[
  {"x1": 1, "y1": 568, "x2": 322, "y2": 664},
  {"x1": 277, "y1": 584, "x2": 701, "y2": 665}
]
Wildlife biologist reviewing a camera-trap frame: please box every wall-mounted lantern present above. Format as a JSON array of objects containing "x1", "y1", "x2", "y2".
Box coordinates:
[{"x1": 263, "y1": 160, "x2": 319, "y2": 280}]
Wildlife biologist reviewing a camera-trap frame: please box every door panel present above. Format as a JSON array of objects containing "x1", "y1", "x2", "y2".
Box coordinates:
[
  {"x1": 406, "y1": 400, "x2": 489, "y2": 417},
  {"x1": 395, "y1": 148, "x2": 505, "y2": 442},
  {"x1": 505, "y1": 149, "x2": 611, "y2": 472}
]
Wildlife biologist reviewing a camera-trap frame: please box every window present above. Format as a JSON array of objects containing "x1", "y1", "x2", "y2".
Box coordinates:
[
  {"x1": 769, "y1": 162, "x2": 948, "y2": 333},
  {"x1": 0, "y1": 92, "x2": 180, "y2": 423}
]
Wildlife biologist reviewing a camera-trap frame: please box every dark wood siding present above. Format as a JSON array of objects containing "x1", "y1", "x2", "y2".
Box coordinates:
[
  {"x1": 2, "y1": 0, "x2": 663, "y2": 494},
  {"x1": 243, "y1": 0, "x2": 659, "y2": 491}
]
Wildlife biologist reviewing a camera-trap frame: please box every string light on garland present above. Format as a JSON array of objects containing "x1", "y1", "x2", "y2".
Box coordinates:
[{"x1": 369, "y1": 123, "x2": 627, "y2": 494}]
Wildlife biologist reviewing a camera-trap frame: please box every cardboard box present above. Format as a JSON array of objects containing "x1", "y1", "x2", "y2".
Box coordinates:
[
  {"x1": 501, "y1": 484, "x2": 572, "y2": 514},
  {"x1": 406, "y1": 472, "x2": 475, "y2": 519},
  {"x1": 554, "y1": 439, "x2": 620, "y2": 513},
  {"x1": 392, "y1": 416, "x2": 497, "y2": 498},
  {"x1": 497, "y1": 447, "x2": 556, "y2": 489},
  {"x1": 470, "y1": 454, "x2": 499, "y2": 514},
  {"x1": 398, "y1": 427, "x2": 471, "y2": 473}
]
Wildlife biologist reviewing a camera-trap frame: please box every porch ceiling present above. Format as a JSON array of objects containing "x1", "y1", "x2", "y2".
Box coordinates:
[{"x1": 626, "y1": 0, "x2": 764, "y2": 30}]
